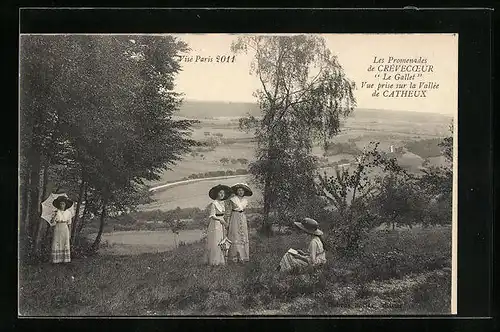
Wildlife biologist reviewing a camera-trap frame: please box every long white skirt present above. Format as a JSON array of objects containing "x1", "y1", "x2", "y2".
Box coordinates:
[
  {"x1": 279, "y1": 252, "x2": 309, "y2": 272},
  {"x1": 205, "y1": 219, "x2": 225, "y2": 265},
  {"x1": 51, "y1": 223, "x2": 71, "y2": 263},
  {"x1": 227, "y1": 211, "x2": 249, "y2": 262}
]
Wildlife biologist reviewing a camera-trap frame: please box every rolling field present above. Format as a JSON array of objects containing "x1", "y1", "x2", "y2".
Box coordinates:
[
  {"x1": 142, "y1": 104, "x2": 452, "y2": 212},
  {"x1": 86, "y1": 229, "x2": 205, "y2": 256}
]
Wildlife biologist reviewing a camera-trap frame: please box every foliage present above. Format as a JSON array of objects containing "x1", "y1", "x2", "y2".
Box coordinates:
[
  {"x1": 219, "y1": 158, "x2": 248, "y2": 166},
  {"x1": 19, "y1": 35, "x2": 197, "y2": 257},
  {"x1": 181, "y1": 169, "x2": 249, "y2": 180},
  {"x1": 417, "y1": 125, "x2": 453, "y2": 226},
  {"x1": 324, "y1": 141, "x2": 361, "y2": 156},
  {"x1": 316, "y1": 121, "x2": 453, "y2": 252},
  {"x1": 317, "y1": 142, "x2": 413, "y2": 253},
  {"x1": 375, "y1": 174, "x2": 426, "y2": 230}
]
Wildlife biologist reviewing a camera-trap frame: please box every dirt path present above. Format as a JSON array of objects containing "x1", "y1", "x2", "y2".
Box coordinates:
[
  {"x1": 149, "y1": 175, "x2": 248, "y2": 192},
  {"x1": 148, "y1": 162, "x2": 355, "y2": 193}
]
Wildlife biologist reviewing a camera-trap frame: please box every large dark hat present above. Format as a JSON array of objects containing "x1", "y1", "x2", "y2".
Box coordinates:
[
  {"x1": 209, "y1": 184, "x2": 232, "y2": 200},
  {"x1": 293, "y1": 217, "x2": 323, "y2": 236},
  {"x1": 52, "y1": 196, "x2": 74, "y2": 210},
  {"x1": 231, "y1": 183, "x2": 253, "y2": 197}
]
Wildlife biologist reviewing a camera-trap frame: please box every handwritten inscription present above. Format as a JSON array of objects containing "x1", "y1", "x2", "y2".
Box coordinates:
[{"x1": 177, "y1": 55, "x2": 236, "y2": 63}]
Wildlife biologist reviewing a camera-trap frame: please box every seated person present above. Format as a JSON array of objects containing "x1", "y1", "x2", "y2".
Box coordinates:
[{"x1": 278, "y1": 217, "x2": 327, "y2": 272}]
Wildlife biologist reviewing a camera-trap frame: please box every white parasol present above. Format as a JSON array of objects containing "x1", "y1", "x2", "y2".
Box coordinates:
[
  {"x1": 41, "y1": 193, "x2": 75, "y2": 226},
  {"x1": 218, "y1": 237, "x2": 232, "y2": 253}
]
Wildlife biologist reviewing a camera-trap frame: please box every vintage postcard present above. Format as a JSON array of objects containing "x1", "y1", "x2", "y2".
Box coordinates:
[{"x1": 18, "y1": 33, "x2": 457, "y2": 316}]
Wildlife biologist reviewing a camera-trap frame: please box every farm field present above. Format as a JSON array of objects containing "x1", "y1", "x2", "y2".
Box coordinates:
[
  {"x1": 150, "y1": 104, "x2": 452, "y2": 187},
  {"x1": 140, "y1": 104, "x2": 452, "y2": 214},
  {"x1": 86, "y1": 229, "x2": 205, "y2": 256}
]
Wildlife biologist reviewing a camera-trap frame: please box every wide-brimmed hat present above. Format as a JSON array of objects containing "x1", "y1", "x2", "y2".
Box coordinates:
[
  {"x1": 293, "y1": 217, "x2": 323, "y2": 236},
  {"x1": 52, "y1": 196, "x2": 74, "y2": 210},
  {"x1": 231, "y1": 183, "x2": 253, "y2": 196},
  {"x1": 209, "y1": 184, "x2": 232, "y2": 200}
]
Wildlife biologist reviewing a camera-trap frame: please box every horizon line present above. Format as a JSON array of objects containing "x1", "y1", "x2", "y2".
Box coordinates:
[{"x1": 181, "y1": 98, "x2": 454, "y2": 116}]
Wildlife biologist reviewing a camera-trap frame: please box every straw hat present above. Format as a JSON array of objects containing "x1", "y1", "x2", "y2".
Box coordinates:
[
  {"x1": 52, "y1": 196, "x2": 74, "y2": 210},
  {"x1": 231, "y1": 183, "x2": 253, "y2": 196},
  {"x1": 208, "y1": 184, "x2": 232, "y2": 200},
  {"x1": 293, "y1": 217, "x2": 323, "y2": 236}
]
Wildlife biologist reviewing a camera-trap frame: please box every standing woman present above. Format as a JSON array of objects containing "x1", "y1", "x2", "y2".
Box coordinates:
[
  {"x1": 206, "y1": 184, "x2": 232, "y2": 266},
  {"x1": 50, "y1": 196, "x2": 74, "y2": 264},
  {"x1": 227, "y1": 183, "x2": 252, "y2": 263}
]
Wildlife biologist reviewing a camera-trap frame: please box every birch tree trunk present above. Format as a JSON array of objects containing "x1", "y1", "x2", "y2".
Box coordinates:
[
  {"x1": 71, "y1": 176, "x2": 86, "y2": 240},
  {"x1": 91, "y1": 202, "x2": 107, "y2": 251}
]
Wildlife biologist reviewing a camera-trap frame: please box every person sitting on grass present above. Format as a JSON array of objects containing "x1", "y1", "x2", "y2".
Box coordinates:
[{"x1": 278, "y1": 217, "x2": 327, "y2": 272}]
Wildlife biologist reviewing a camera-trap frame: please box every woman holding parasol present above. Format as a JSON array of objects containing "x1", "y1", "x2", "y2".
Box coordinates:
[{"x1": 49, "y1": 196, "x2": 74, "y2": 264}]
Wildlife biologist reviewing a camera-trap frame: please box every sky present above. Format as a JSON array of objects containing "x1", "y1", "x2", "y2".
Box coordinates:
[{"x1": 171, "y1": 33, "x2": 458, "y2": 115}]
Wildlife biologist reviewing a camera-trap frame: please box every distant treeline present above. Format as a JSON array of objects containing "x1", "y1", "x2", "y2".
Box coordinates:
[
  {"x1": 181, "y1": 169, "x2": 249, "y2": 180},
  {"x1": 324, "y1": 141, "x2": 361, "y2": 156},
  {"x1": 323, "y1": 138, "x2": 444, "y2": 160},
  {"x1": 90, "y1": 206, "x2": 264, "y2": 233},
  {"x1": 178, "y1": 100, "x2": 261, "y2": 119}
]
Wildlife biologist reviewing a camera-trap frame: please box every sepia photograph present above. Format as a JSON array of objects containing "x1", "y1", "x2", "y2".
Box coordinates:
[{"x1": 18, "y1": 33, "x2": 457, "y2": 316}]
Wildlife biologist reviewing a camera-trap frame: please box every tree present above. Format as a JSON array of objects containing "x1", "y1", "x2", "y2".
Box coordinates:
[
  {"x1": 418, "y1": 124, "x2": 453, "y2": 225},
  {"x1": 316, "y1": 142, "x2": 409, "y2": 252},
  {"x1": 19, "y1": 35, "x2": 197, "y2": 257},
  {"x1": 220, "y1": 157, "x2": 230, "y2": 165},
  {"x1": 232, "y1": 35, "x2": 356, "y2": 233},
  {"x1": 376, "y1": 174, "x2": 424, "y2": 230}
]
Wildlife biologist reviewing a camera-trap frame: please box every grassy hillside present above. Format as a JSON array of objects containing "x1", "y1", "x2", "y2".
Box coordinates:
[{"x1": 19, "y1": 226, "x2": 451, "y2": 316}]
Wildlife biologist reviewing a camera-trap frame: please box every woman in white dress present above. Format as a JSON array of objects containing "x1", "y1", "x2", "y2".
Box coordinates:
[
  {"x1": 227, "y1": 183, "x2": 252, "y2": 263},
  {"x1": 205, "y1": 184, "x2": 232, "y2": 266},
  {"x1": 50, "y1": 196, "x2": 74, "y2": 264},
  {"x1": 278, "y1": 217, "x2": 327, "y2": 272}
]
